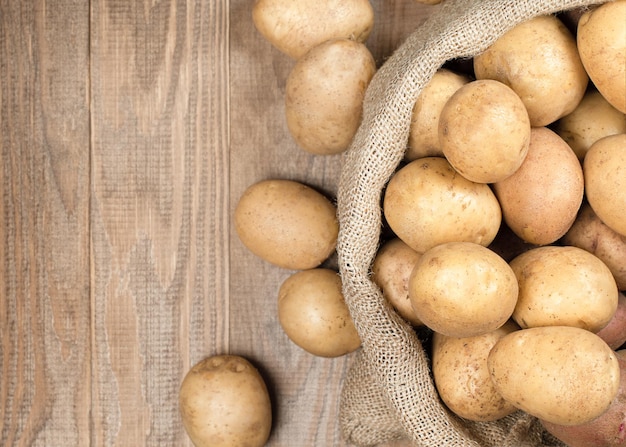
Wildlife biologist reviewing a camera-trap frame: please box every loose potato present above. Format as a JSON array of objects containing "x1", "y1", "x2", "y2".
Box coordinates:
[
  {"x1": 562, "y1": 202, "x2": 626, "y2": 290},
  {"x1": 285, "y1": 38, "x2": 376, "y2": 155},
  {"x1": 553, "y1": 89, "x2": 626, "y2": 160},
  {"x1": 541, "y1": 349, "x2": 626, "y2": 446},
  {"x1": 252, "y1": 0, "x2": 374, "y2": 59},
  {"x1": 488, "y1": 326, "x2": 620, "y2": 426},
  {"x1": 408, "y1": 242, "x2": 518, "y2": 338},
  {"x1": 510, "y1": 245, "x2": 618, "y2": 332},
  {"x1": 474, "y1": 14, "x2": 588, "y2": 126},
  {"x1": 438, "y1": 79, "x2": 531, "y2": 183},
  {"x1": 406, "y1": 68, "x2": 470, "y2": 161},
  {"x1": 383, "y1": 157, "x2": 502, "y2": 254},
  {"x1": 584, "y1": 133, "x2": 626, "y2": 237},
  {"x1": 577, "y1": 0, "x2": 626, "y2": 113},
  {"x1": 597, "y1": 292, "x2": 626, "y2": 350},
  {"x1": 371, "y1": 238, "x2": 423, "y2": 326},
  {"x1": 278, "y1": 268, "x2": 361, "y2": 357},
  {"x1": 493, "y1": 127, "x2": 584, "y2": 245},
  {"x1": 179, "y1": 355, "x2": 272, "y2": 447},
  {"x1": 234, "y1": 179, "x2": 338, "y2": 270},
  {"x1": 432, "y1": 320, "x2": 520, "y2": 422}
]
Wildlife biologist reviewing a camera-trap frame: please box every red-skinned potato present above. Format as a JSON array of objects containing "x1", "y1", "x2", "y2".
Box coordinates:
[
  {"x1": 541, "y1": 349, "x2": 626, "y2": 446},
  {"x1": 493, "y1": 127, "x2": 584, "y2": 245},
  {"x1": 562, "y1": 202, "x2": 626, "y2": 291},
  {"x1": 597, "y1": 292, "x2": 626, "y2": 350}
]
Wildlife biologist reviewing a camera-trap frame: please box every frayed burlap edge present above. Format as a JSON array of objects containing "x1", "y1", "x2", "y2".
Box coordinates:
[{"x1": 336, "y1": 1, "x2": 605, "y2": 446}]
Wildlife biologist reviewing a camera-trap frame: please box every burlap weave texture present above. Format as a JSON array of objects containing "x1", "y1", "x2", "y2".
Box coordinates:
[{"x1": 336, "y1": 1, "x2": 604, "y2": 445}]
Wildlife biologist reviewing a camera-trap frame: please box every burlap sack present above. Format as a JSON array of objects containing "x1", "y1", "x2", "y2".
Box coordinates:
[{"x1": 336, "y1": 1, "x2": 603, "y2": 446}]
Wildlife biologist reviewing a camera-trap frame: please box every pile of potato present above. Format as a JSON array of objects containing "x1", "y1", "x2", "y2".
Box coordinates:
[{"x1": 179, "y1": 1, "x2": 626, "y2": 446}]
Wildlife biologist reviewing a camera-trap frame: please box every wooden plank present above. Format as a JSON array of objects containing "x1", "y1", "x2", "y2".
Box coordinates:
[
  {"x1": 0, "y1": 0, "x2": 91, "y2": 445},
  {"x1": 0, "y1": 0, "x2": 438, "y2": 445},
  {"x1": 89, "y1": 0, "x2": 229, "y2": 445},
  {"x1": 228, "y1": 1, "x2": 437, "y2": 445}
]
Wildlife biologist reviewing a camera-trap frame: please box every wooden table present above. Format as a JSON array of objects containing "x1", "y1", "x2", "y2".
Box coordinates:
[{"x1": 1, "y1": 1, "x2": 435, "y2": 445}]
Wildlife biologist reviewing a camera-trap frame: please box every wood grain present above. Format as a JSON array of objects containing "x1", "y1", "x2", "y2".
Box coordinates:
[
  {"x1": 90, "y1": 0, "x2": 230, "y2": 445},
  {"x1": 1, "y1": 0, "x2": 437, "y2": 445},
  {"x1": 0, "y1": 1, "x2": 91, "y2": 446}
]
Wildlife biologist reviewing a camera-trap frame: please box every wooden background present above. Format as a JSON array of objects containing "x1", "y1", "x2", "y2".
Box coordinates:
[{"x1": 0, "y1": 1, "x2": 437, "y2": 445}]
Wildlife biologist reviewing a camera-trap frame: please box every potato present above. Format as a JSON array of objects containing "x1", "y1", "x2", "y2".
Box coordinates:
[
  {"x1": 562, "y1": 202, "x2": 626, "y2": 290},
  {"x1": 553, "y1": 89, "x2": 626, "y2": 160},
  {"x1": 577, "y1": 0, "x2": 626, "y2": 113},
  {"x1": 406, "y1": 68, "x2": 470, "y2": 161},
  {"x1": 234, "y1": 179, "x2": 338, "y2": 270},
  {"x1": 474, "y1": 15, "x2": 588, "y2": 126},
  {"x1": 488, "y1": 326, "x2": 620, "y2": 426},
  {"x1": 432, "y1": 320, "x2": 520, "y2": 422},
  {"x1": 278, "y1": 268, "x2": 361, "y2": 357},
  {"x1": 541, "y1": 349, "x2": 626, "y2": 446},
  {"x1": 408, "y1": 242, "x2": 518, "y2": 338},
  {"x1": 493, "y1": 127, "x2": 584, "y2": 245},
  {"x1": 438, "y1": 79, "x2": 531, "y2": 183},
  {"x1": 371, "y1": 238, "x2": 423, "y2": 326},
  {"x1": 285, "y1": 38, "x2": 376, "y2": 155},
  {"x1": 597, "y1": 292, "x2": 626, "y2": 350},
  {"x1": 510, "y1": 245, "x2": 618, "y2": 332},
  {"x1": 252, "y1": 0, "x2": 374, "y2": 60},
  {"x1": 584, "y1": 133, "x2": 626, "y2": 237},
  {"x1": 179, "y1": 355, "x2": 272, "y2": 447},
  {"x1": 383, "y1": 157, "x2": 502, "y2": 254}
]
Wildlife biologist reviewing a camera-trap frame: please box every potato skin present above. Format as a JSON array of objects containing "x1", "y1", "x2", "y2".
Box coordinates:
[
  {"x1": 407, "y1": 68, "x2": 470, "y2": 161},
  {"x1": 541, "y1": 349, "x2": 626, "y2": 446},
  {"x1": 278, "y1": 268, "x2": 360, "y2": 357},
  {"x1": 252, "y1": 0, "x2": 374, "y2": 59},
  {"x1": 179, "y1": 355, "x2": 272, "y2": 447},
  {"x1": 371, "y1": 238, "x2": 423, "y2": 326},
  {"x1": 234, "y1": 179, "x2": 338, "y2": 270},
  {"x1": 488, "y1": 326, "x2": 620, "y2": 426},
  {"x1": 408, "y1": 241, "x2": 518, "y2": 338},
  {"x1": 584, "y1": 134, "x2": 626, "y2": 237},
  {"x1": 597, "y1": 292, "x2": 626, "y2": 350},
  {"x1": 383, "y1": 157, "x2": 502, "y2": 254},
  {"x1": 438, "y1": 79, "x2": 531, "y2": 183},
  {"x1": 553, "y1": 89, "x2": 626, "y2": 160},
  {"x1": 432, "y1": 321, "x2": 520, "y2": 422},
  {"x1": 285, "y1": 39, "x2": 376, "y2": 155},
  {"x1": 562, "y1": 202, "x2": 626, "y2": 290},
  {"x1": 474, "y1": 14, "x2": 588, "y2": 126},
  {"x1": 577, "y1": 0, "x2": 626, "y2": 113},
  {"x1": 493, "y1": 127, "x2": 584, "y2": 245},
  {"x1": 510, "y1": 245, "x2": 618, "y2": 333}
]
